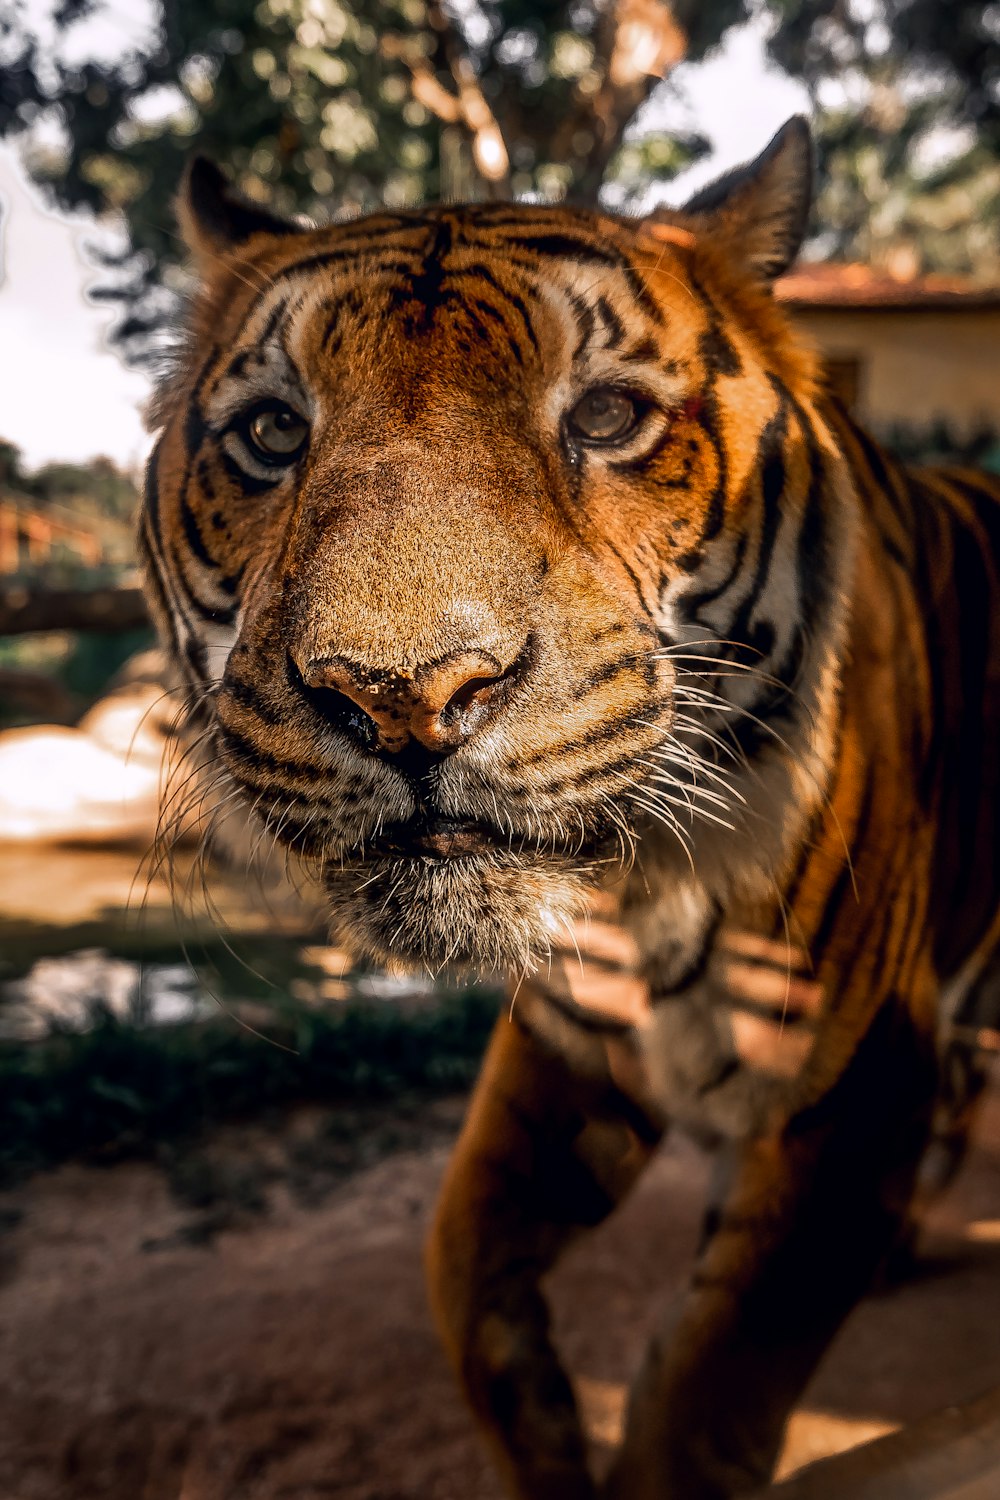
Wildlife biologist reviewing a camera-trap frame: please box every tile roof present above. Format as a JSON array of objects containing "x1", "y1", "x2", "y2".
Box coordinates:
[{"x1": 776, "y1": 261, "x2": 1000, "y2": 310}]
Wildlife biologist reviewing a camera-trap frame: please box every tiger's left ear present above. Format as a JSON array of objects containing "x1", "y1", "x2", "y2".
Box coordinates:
[
  {"x1": 177, "y1": 156, "x2": 304, "y2": 262},
  {"x1": 681, "y1": 117, "x2": 813, "y2": 282}
]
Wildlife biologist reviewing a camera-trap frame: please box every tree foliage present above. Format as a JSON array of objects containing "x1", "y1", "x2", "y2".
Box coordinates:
[
  {"x1": 0, "y1": 438, "x2": 136, "y2": 524},
  {"x1": 767, "y1": 0, "x2": 1000, "y2": 277},
  {"x1": 0, "y1": 0, "x2": 747, "y2": 360}
]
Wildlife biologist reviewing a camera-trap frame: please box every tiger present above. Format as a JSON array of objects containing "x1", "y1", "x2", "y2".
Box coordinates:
[{"x1": 140, "y1": 115, "x2": 1000, "y2": 1498}]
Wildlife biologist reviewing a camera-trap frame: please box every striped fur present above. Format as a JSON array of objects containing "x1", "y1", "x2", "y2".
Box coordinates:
[{"x1": 143, "y1": 121, "x2": 1000, "y2": 1498}]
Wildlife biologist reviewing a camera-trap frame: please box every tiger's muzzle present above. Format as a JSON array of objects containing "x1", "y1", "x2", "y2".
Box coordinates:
[{"x1": 211, "y1": 442, "x2": 672, "y2": 969}]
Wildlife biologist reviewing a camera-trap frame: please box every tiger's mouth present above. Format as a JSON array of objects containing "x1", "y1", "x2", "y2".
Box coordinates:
[
  {"x1": 318, "y1": 808, "x2": 615, "y2": 971},
  {"x1": 359, "y1": 811, "x2": 610, "y2": 864},
  {"x1": 377, "y1": 814, "x2": 500, "y2": 860}
]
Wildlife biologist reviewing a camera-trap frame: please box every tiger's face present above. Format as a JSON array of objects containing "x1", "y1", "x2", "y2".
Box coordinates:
[{"x1": 144, "y1": 120, "x2": 839, "y2": 970}]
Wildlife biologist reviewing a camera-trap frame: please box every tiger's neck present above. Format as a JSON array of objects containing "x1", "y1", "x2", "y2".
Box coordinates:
[{"x1": 620, "y1": 391, "x2": 862, "y2": 976}]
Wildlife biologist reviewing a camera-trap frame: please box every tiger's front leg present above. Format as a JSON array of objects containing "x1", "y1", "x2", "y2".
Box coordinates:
[
  {"x1": 426, "y1": 1005, "x2": 662, "y2": 1500},
  {"x1": 603, "y1": 999, "x2": 938, "y2": 1500}
]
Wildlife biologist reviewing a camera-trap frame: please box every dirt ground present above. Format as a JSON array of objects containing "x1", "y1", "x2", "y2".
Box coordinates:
[{"x1": 2, "y1": 1080, "x2": 1000, "y2": 1500}]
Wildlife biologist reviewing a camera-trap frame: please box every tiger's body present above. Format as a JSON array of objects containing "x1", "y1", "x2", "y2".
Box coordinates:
[{"x1": 142, "y1": 119, "x2": 1000, "y2": 1498}]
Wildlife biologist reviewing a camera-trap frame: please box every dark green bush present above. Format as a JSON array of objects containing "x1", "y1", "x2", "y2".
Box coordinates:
[{"x1": 0, "y1": 987, "x2": 498, "y2": 1184}]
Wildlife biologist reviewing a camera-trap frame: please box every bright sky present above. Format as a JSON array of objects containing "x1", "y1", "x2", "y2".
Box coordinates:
[{"x1": 0, "y1": 15, "x2": 806, "y2": 471}]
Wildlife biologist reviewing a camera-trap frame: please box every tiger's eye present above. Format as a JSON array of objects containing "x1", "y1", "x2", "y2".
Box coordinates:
[
  {"x1": 568, "y1": 388, "x2": 639, "y2": 444},
  {"x1": 247, "y1": 405, "x2": 308, "y2": 459}
]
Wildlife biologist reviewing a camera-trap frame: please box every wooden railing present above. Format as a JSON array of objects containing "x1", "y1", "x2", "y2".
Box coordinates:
[{"x1": 0, "y1": 584, "x2": 149, "y2": 636}]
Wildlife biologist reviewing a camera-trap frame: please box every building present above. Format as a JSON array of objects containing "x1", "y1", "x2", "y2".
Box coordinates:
[{"x1": 776, "y1": 263, "x2": 1000, "y2": 443}]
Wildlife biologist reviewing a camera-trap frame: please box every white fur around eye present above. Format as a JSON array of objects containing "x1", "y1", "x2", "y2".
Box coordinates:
[
  {"x1": 202, "y1": 624, "x2": 237, "y2": 683},
  {"x1": 221, "y1": 430, "x2": 289, "y2": 483}
]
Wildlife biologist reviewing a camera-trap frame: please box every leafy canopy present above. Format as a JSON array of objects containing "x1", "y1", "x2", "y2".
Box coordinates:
[{"x1": 1, "y1": 0, "x2": 746, "y2": 359}]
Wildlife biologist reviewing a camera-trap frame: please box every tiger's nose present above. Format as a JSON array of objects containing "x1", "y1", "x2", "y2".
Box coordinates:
[{"x1": 300, "y1": 648, "x2": 518, "y2": 754}]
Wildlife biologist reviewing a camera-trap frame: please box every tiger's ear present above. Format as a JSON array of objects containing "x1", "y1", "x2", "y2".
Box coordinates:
[
  {"x1": 177, "y1": 156, "x2": 303, "y2": 261},
  {"x1": 681, "y1": 117, "x2": 813, "y2": 282}
]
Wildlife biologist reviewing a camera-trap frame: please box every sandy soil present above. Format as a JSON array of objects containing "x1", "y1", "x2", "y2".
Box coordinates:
[{"x1": 2, "y1": 1082, "x2": 1000, "y2": 1500}]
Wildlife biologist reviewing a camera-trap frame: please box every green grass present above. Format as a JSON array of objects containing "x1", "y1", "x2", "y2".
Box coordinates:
[{"x1": 0, "y1": 986, "x2": 499, "y2": 1185}]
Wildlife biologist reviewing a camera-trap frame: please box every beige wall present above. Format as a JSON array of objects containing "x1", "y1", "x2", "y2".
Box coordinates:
[{"x1": 788, "y1": 307, "x2": 1000, "y2": 436}]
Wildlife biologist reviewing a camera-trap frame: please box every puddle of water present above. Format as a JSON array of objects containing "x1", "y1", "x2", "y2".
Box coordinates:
[
  {"x1": 0, "y1": 841, "x2": 474, "y2": 1042},
  {"x1": 0, "y1": 949, "x2": 213, "y2": 1040}
]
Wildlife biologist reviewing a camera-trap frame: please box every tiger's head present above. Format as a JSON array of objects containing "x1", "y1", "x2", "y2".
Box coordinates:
[{"x1": 143, "y1": 117, "x2": 851, "y2": 971}]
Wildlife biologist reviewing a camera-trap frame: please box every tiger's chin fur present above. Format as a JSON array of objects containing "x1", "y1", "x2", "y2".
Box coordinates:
[{"x1": 322, "y1": 849, "x2": 597, "y2": 972}]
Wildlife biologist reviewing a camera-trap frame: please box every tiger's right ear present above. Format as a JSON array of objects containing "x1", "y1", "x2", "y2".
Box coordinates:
[
  {"x1": 177, "y1": 156, "x2": 304, "y2": 261},
  {"x1": 680, "y1": 118, "x2": 813, "y2": 282}
]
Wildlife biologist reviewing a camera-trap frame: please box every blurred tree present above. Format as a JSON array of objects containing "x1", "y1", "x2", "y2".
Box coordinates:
[
  {"x1": 767, "y1": 1, "x2": 1000, "y2": 277},
  {"x1": 27, "y1": 455, "x2": 137, "y2": 523},
  {"x1": 0, "y1": 0, "x2": 745, "y2": 362},
  {"x1": 0, "y1": 439, "x2": 30, "y2": 490},
  {"x1": 0, "y1": 436, "x2": 137, "y2": 527}
]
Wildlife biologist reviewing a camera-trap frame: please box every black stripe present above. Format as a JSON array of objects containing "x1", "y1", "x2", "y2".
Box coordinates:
[
  {"x1": 219, "y1": 450, "x2": 282, "y2": 497},
  {"x1": 183, "y1": 345, "x2": 222, "y2": 457},
  {"x1": 518, "y1": 709, "x2": 642, "y2": 769},
  {"x1": 472, "y1": 297, "x2": 523, "y2": 365},
  {"x1": 690, "y1": 269, "x2": 742, "y2": 378},
  {"x1": 448, "y1": 266, "x2": 541, "y2": 357},
  {"x1": 215, "y1": 563, "x2": 245, "y2": 598},
  {"x1": 777, "y1": 805, "x2": 829, "y2": 937},
  {"x1": 179, "y1": 485, "x2": 220, "y2": 571},
  {"x1": 618, "y1": 420, "x2": 685, "y2": 478},
  {"x1": 688, "y1": 533, "x2": 750, "y2": 619},
  {"x1": 622, "y1": 338, "x2": 660, "y2": 364},
  {"x1": 502, "y1": 235, "x2": 664, "y2": 324},
  {"x1": 606, "y1": 537, "x2": 654, "y2": 610},
  {"x1": 726, "y1": 993, "x2": 816, "y2": 1026},
  {"x1": 219, "y1": 725, "x2": 332, "y2": 785},
  {"x1": 221, "y1": 669, "x2": 285, "y2": 724},
  {"x1": 852, "y1": 421, "x2": 912, "y2": 534},
  {"x1": 694, "y1": 388, "x2": 728, "y2": 545},
  {"x1": 569, "y1": 293, "x2": 595, "y2": 360},
  {"x1": 571, "y1": 655, "x2": 641, "y2": 698},
  {"x1": 184, "y1": 402, "x2": 208, "y2": 462},
  {"x1": 536, "y1": 986, "x2": 633, "y2": 1037},
  {"x1": 389, "y1": 217, "x2": 453, "y2": 334},
  {"x1": 596, "y1": 294, "x2": 625, "y2": 349},
  {"x1": 258, "y1": 294, "x2": 290, "y2": 348},
  {"x1": 184, "y1": 589, "x2": 236, "y2": 626},
  {"x1": 141, "y1": 446, "x2": 193, "y2": 640},
  {"x1": 183, "y1": 636, "x2": 208, "y2": 686},
  {"x1": 137, "y1": 509, "x2": 179, "y2": 656},
  {"x1": 534, "y1": 743, "x2": 660, "y2": 799},
  {"x1": 507, "y1": 231, "x2": 620, "y2": 265},
  {"x1": 724, "y1": 383, "x2": 791, "y2": 653},
  {"x1": 651, "y1": 926, "x2": 717, "y2": 998}
]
